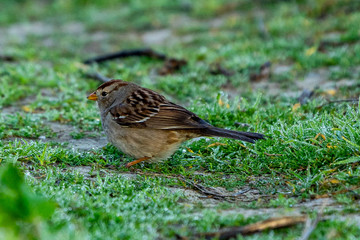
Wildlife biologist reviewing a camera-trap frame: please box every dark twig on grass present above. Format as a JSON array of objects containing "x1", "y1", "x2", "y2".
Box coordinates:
[
  {"x1": 232, "y1": 188, "x2": 251, "y2": 196},
  {"x1": 83, "y1": 48, "x2": 167, "y2": 64},
  {"x1": 123, "y1": 172, "x2": 258, "y2": 201},
  {"x1": 0, "y1": 55, "x2": 16, "y2": 62},
  {"x1": 316, "y1": 99, "x2": 358, "y2": 109},
  {"x1": 178, "y1": 216, "x2": 307, "y2": 240},
  {"x1": 83, "y1": 48, "x2": 187, "y2": 76},
  {"x1": 179, "y1": 177, "x2": 253, "y2": 201},
  {"x1": 179, "y1": 177, "x2": 231, "y2": 200}
]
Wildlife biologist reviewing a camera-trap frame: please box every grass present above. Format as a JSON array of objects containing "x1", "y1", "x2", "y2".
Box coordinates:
[{"x1": 1, "y1": 0, "x2": 360, "y2": 239}]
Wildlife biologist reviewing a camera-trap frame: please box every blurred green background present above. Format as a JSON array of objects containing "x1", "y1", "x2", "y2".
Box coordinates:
[{"x1": 1, "y1": 0, "x2": 360, "y2": 239}]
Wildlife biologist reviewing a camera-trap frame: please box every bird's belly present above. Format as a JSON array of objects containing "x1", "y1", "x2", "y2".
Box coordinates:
[{"x1": 104, "y1": 119, "x2": 184, "y2": 161}]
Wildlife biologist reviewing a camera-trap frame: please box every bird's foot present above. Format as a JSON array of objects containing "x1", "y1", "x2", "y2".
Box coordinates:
[{"x1": 125, "y1": 156, "x2": 151, "y2": 168}]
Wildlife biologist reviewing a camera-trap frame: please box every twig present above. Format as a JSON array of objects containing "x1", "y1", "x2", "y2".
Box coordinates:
[
  {"x1": 84, "y1": 72, "x2": 111, "y2": 83},
  {"x1": 126, "y1": 172, "x2": 254, "y2": 200},
  {"x1": 179, "y1": 177, "x2": 232, "y2": 200},
  {"x1": 0, "y1": 55, "x2": 16, "y2": 62},
  {"x1": 179, "y1": 216, "x2": 307, "y2": 240},
  {"x1": 179, "y1": 177, "x2": 256, "y2": 201},
  {"x1": 298, "y1": 199, "x2": 327, "y2": 240},
  {"x1": 311, "y1": 186, "x2": 360, "y2": 199},
  {"x1": 299, "y1": 217, "x2": 319, "y2": 240},
  {"x1": 317, "y1": 99, "x2": 358, "y2": 109},
  {"x1": 34, "y1": 174, "x2": 47, "y2": 179},
  {"x1": 83, "y1": 48, "x2": 166, "y2": 64},
  {"x1": 83, "y1": 48, "x2": 187, "y2": 76},
  {"x1": 232, "y1": 188, "x2": 251, "y2": 196}
]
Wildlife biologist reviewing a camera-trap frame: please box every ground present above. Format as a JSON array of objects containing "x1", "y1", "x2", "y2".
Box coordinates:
[{"x1": 1, "y1": 0, "x2": 360, "y2": 239}]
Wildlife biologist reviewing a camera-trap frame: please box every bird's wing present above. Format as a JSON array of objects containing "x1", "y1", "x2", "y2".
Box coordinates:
[{"x1": 109, "y1": 88, "x2": 210, "y2": 129}]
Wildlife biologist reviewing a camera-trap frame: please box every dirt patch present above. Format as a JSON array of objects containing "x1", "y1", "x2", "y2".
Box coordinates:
[
  {"x1": 43, "y1": 122, "x2": 108, "y2": 151},
  {"x1": 297, "y1": 68, "x2": 329, "y2": 90},
  {"x1": 1, "y1": 90, "x2": 107, "y2": 151},
  {"x1": 66, "y1": 137, "x2": 108, "y2": 151},
  {"x1": 211, "y1": 198, "x2": 360, "y2": 226},
  {"x1": 0, "y1": 21, "x2": 85, "y2": 44},
  {"x1": 251, "y1": 66, "x2": 358, "y2": 98},
  {"x1": 142, "y1": 29, "x2": 173, "y2": 45},
  {"x1": 67, "y1": 165, "x2": 136, "y2": 180},
  {"x1": 34, "y1": 165, "x2": 360, "y2": 227},
  {"x1": 1, "y1": 94, "x2": 38, "y2": 116},
  {"x1": 251, "y1": 81, "x2": 285, "y2": 96},
  {"x1": 169, "y1": 187, "x2": 220, "y2": 206}
]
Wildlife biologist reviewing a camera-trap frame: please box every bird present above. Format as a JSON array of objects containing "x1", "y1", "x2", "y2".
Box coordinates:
[{"x1": 87, "y1": 79, "x2": 264, "y2": 167}]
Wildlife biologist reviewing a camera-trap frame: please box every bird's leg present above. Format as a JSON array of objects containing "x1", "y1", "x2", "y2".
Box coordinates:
[{"x1": 125, "y1": 156, "x2": 151, "y2": 168}]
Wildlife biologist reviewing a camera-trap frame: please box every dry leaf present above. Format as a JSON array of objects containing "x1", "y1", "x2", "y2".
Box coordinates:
[
  {"x1": 292, "y1": 102, "x2": 301, "y2": 111},
  {"x1": 21, "y1": 106, "x2": 31, "y2": 112},
  {"x1": 326, "y1": 144, "x2": 337, "y2": 149},
  {"x1": 218, "y1": 98, "x2": 224, "y2": 106},
  {"x1": 314, "y1": 133, "x2": 326, "y2": 141},
  {"x1": 324, "y1": 89, "x2": 336, "y2": 96},
  {"x1": 188, "y1": 216, "x2": 307, "y2": 240},
  {"x1": 329, "y1": 179, "x2": 340, "y2": 184},
  {"x1": 305, "y1": 46, "x2": 317, "y2": 56},
  {"x1": 207, "y1": 142, "x2": 227, "y2": 148},
  {"x1": 322, "y1": 178, "x2": 341, "y2": 185},
  {"x1": 237, "y1": 143, "x2": 247, "y2": 148},
  {"x1": 186, "y1": 148, "x2": 194, "y2": 153}
]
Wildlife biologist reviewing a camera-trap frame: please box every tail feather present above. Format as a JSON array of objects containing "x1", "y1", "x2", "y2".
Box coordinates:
[{"x1": 202, "y1": 127, "x2": 265, "y2": 143}]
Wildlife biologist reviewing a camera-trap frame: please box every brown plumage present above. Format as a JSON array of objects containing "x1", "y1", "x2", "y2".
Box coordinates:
[{"x1": 88, "y1": 79, "x2": 264, "y2": 167}]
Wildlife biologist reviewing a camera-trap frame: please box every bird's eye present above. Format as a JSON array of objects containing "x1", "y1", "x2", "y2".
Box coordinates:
[{"x1": 102, "y1": 92, "x2": 108, "y2": 97}]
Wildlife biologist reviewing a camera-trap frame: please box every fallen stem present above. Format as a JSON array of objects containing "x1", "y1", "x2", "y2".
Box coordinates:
[
  {"x1": 299, "y1": 199, "x2": 327, "y2": 240},
  {"x1": 179, "y1": 215, "x2": 307, "y2": 240},
  {"x1": 83, "y1": 48, "x2": 166, "y2": 64}
]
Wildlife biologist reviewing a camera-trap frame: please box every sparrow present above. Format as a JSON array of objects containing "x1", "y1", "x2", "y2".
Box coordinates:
[{"x1": 87, "y1": 79, "x2": 264, "y2": 167}]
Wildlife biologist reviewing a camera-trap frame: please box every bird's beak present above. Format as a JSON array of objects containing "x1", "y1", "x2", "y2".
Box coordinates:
[{"x1": 87, "y1": 92, "x2": 98, "y2": 101}]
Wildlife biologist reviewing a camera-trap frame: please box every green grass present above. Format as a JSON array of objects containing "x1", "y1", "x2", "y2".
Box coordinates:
[{"x1": 1, "y1": 0, "x2": 360, "y2": 239}]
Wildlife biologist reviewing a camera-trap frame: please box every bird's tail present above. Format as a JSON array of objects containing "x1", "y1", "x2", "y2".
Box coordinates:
[{"x1": 202, "y1": 127, "x2": 265, "y2": 143}]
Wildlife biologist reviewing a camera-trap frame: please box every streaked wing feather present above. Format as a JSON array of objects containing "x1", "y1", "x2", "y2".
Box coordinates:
[
  {"x1": 144, "y1": 104, "x2": 210, "y2": 129},
  {"x1": 109, "y1": 88, "x2": 209, "y2": 129}
]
